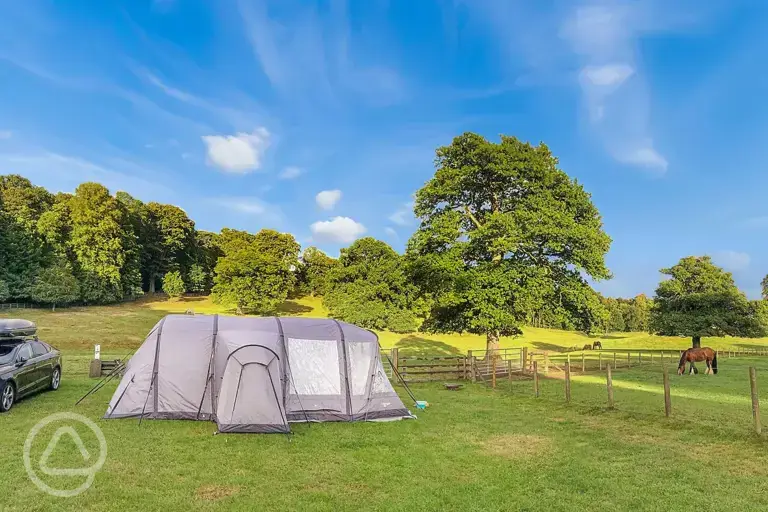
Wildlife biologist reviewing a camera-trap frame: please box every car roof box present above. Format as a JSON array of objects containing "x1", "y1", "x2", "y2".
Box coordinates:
[{"x1": 0, "y1": 319, "x2": 38, "y2": 340}]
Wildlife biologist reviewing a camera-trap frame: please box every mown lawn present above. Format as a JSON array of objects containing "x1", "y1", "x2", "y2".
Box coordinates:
[{"x1": 3, "y1": 298, "x2": 768, "y2": 511}]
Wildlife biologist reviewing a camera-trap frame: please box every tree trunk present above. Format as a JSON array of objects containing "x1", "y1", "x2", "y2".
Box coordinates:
[
  {"x1": 486, "y1": 330, "x2": 500, "y2": 357},
  {"x1": 149, "y1": 276, "x2": 156, "y2": 294},
  {"x1": 692, "y1": 335, "x2": 701, "y2": 349},
  {"x1": 52, "y1": 304, "x2": 56, "y2": 312}
]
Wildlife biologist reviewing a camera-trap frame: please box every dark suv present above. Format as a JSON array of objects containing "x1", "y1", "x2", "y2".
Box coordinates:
[{"x1": 0, "y1": 340, "x2": 62, "y2": 412}]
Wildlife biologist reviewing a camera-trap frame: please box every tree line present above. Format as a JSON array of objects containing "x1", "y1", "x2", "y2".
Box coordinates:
[{"x1": 2, "y1": 133, "x2": 766, "y2": 349}]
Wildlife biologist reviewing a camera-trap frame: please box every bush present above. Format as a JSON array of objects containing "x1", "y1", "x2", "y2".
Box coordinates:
[{"x1": 162, "y1": 271, "x2": 185, "y2": 301}]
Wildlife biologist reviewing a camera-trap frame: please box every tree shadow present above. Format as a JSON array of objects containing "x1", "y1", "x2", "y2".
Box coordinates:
[
  {"x1": 276, "y1": 300, "x2": 313, "y2": 315},
  {"x1": 394, "y1": 335, "x2": 462, "y2": 356},
  {"x1": 531, "y1": 342, "x2": 570, "y2": 352},
  {"x1": 595, "y1": 334, "x2": 629, "y2": 340}
]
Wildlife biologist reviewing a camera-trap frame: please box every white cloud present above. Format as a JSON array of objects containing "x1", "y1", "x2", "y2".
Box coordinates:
[
  {"x1": 0, "y1": 130, "x2": 12, "y2": 139},
  {"x1": 279, "y1": 166, "x2": 303, "y2": 180},
  {"x1": 384, "y1": 227, "x2": 398, "y2": 238},
  {"x1": 714, "y1": 250, "x2": 750, "y2": 272},
  {"x1": 201, "y1": 128, "x2": 270, "y2": 173},
  {"x1": 580, "y1": 64, "x2": 634, "y2": 87},
  {"x1": 316, "y1": 189, "x2": 342, "y2": 210},
  {"x1": 389, "y1": 201, "x2": 415, "y2": 226},
  {"x1": 311, "y1": 216, "x2": 366, "y2": 244}
]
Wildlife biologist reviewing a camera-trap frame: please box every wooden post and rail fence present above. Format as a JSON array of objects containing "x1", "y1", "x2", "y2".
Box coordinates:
[{"x1": 379, "y1": 345, "x2": 766, "y2": 436}]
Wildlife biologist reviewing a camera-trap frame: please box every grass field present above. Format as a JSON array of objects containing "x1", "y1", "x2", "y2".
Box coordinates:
[{"x1": 3, "y1": 297, "x2": 768, "y2": 510}]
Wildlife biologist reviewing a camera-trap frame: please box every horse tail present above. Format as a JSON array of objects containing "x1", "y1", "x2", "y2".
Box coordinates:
[
  {"x1": 678, "y1": 349, "x2": 688, "y2": 369},
  {"x1": 712, "y1": 351, "x2": 718, "y2": 374}
]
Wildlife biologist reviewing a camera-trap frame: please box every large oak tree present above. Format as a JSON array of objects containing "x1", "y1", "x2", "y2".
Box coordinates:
[{"x1": 408, "y1": 133, "x2": 611, "y2": 351}]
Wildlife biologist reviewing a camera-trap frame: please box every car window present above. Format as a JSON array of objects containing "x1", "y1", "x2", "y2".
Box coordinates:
[
  {"x1": 17, "y1": 344, "x2": 33, "y2": 362},
  {"x1": 0, "y1": 345, "x2": 17, "y2": 365},
  {"x1": 31, "y1": 342, "x2": 49, "y2": 357}
]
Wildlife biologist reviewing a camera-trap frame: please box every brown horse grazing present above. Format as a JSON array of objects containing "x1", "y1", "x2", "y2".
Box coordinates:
[
  {"x1": 582, "y1": 344, "x2": 592, "y2": 351},
  {"x1": 678, "y1": 347, "x2": 718, "y2": 375},
  {"x1": 593, "y1": 341, "x2": 602, "y2": 350}
]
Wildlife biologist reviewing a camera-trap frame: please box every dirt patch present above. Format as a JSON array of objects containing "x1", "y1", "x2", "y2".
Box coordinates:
[
  {"x1": 195, "y1": 484, "x2": 240, "y2": 501},
  {"x1": 476, "y1": 434, "x2": 552, "y2": 459}
]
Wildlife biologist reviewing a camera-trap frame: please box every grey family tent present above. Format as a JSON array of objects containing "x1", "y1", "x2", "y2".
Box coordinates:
[{"x1": 104, "y1": 314, "x2": 413, "y2": 433}]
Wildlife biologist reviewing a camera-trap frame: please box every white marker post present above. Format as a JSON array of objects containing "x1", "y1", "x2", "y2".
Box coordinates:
[{"x1": 94, "y1": 344, "x2": 101, "y2": 360}]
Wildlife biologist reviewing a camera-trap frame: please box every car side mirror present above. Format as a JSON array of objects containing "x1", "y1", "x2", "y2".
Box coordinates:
[{"x1": 15, "y1": 360, "x2": 25, "y2": 368}]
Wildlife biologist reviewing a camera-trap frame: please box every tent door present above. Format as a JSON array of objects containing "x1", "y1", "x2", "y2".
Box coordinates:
[{"x1": 216, "y1": 362, "x2": 289, "y2": 434}]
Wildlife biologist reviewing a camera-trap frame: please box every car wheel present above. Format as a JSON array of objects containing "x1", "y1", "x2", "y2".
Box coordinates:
[
  {"x1": 50, "y1": 367, "x2": 61, "y2": 391},
  {"x1": 1, "y1": 382, "x2": 15, "y2": 412}
]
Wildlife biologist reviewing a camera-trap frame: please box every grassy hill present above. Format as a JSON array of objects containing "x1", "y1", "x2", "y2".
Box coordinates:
[{"x1": 3, "y1": 294, "x2": 768, "y2": 354}]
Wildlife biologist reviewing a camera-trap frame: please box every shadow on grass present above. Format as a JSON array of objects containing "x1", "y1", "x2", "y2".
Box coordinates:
[
  {"x1": 395, "y1": 335, "x2": 462, "y2": 356},
  {"x1": 531, "y1": 342, "x2": 569, "y2": 352},
  {"x1": 276, "y1": 300, "x2": 314, "y2": 315}
]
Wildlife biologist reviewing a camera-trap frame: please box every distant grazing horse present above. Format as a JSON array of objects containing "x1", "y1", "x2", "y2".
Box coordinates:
[
  {"x1": 678, "y1": 347, "x2": 718, "y2": 375},
  {"x1": 593, "y1": 341, "x2": 602, "y2": 350},
  {"x1": 582, "y1": 344, "x2": 592, "y2": 351}
]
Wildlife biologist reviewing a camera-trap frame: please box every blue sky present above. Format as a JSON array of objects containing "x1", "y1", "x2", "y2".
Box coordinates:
[{"x1": 1, "y1": 0, "x2": 768, "y2": 299}]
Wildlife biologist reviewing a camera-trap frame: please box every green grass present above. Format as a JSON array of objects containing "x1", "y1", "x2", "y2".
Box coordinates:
[{"x1": 3, "y1": 297, "x2": 768, "y2": 510}]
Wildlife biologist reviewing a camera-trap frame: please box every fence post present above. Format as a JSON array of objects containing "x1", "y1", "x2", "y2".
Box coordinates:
[
  {"x1": 606, "y1": 365, "x2": 614, "y2": 409},
  {"x1": 522, "y1": 347, "x2": 528, "y2": 372},
  {"x1": 533, "y1": 360, "x2": 540, "y2": 397},
  {"x1": 750, "y1": 367, "x2": 761, "y2": 435},
  {"x1": 661, "y1": 351, "x2": 664, "y2": 365},
  {"x1": 650, "y1": 352, "x2": 653, "y2": 364},
  {"x1": 581, "y1": 352, "x2": 585, "y2": 373},
  {"x1": 565, "y1": 362, "x2": 571, "y2": 403},
  {"x1": 663, "y1": 366, "x2": 671, "y2": 417},
  {"x1": 613, "y1": 352, "x2": 617, "y2": 369},
  {"x1": 391, "y1": 348, "x2": 399, "y2": 376},
  {"x1": 463, "y1": 355, "x2": 467, "y2": 380},
  {"x1": 492, "y1": 355, "x2": 497, "y2": 389},
  {"x1": 638, "y1": 351, "x2": 642, "y2": 364},
  {"x1": 599, "y1": 351, "x2": 602, "y2": 371},
  {"x1": 627, "y1": 352, "x2": 631, "y2": 367},
  {"x1": 468, "y1": 351, "x2": 475, "y2": 382}
]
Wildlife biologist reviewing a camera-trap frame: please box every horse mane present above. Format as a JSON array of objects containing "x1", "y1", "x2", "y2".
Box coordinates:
[{"x1": 678, "y1": 349, "x2": 688, "y2": 368}]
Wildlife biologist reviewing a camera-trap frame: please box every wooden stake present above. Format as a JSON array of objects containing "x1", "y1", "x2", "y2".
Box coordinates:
[
  {"x1": 522, "y1": 347, "x2": 528, "y2": 371},
  {"x1": 565, "y1": 362, "x2": 571, "y2": 403},
  {"x1": 533, "y1": 360, "x2": 540, "y2": 398},
  {"x1": 581, "y1": 352, "x2": 585, "y2": 373},
  {"x1": 663, "y1": 366, "x2": 671, "y2": 417},
  {"x1": 468, "y1": 350, "x2": 475, "y2": 382},
  {"x1": 606, "y1": 365, "x2": 614, "y2": 409},
  {"x1": 613, "y1": 352, "x2": 617, "y2": 369},
  {"x1": 750, "y1": 367, "x2": 761, "y2": 435},
  {"x1": 491, "y1": 355, "x2": 497, "y2": 389},
  {"x1": 627, "y1": 351, "x2": 631, "y2": 367}
]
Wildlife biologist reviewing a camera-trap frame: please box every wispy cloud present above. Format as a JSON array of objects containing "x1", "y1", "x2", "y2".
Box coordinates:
[
  {"x1": 208, "y1": 196, "x2": 284, "y2": 225},
  {"x1": 0, "y1": 151, "x2": 174, "y2": 201},
  {"x1": 384, "y1": 227, "x2": 398, "y2": 239},
  {"x1": 560, "y1": 2, "x2": 668, "y2": 173},
  {"x1": 714, "y1": 250, "x2": 750, "y2": 272},
  {"x1": 389, "y1": 201, "x2": 415, "y2": 226},
  {"x1": 279, "y1": 166, "x2": 303, "y2": 180},
  {"x1": 237, "y1": 0, "x2": 405, "y2": 108}
]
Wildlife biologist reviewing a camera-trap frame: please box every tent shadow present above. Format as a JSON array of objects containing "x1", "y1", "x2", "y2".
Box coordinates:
[{"x1": 395, "y1": 335, "x2": 462, "y2": 356}]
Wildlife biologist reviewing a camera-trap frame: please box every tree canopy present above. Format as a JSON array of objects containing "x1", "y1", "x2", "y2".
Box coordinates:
[
  {"x1": 650, "y1": 256, "x2": 765, "y2": 347},
  {"x1": 408, "y1": 133, "x2": 612, "y2": 349},
  {"x1": 211, "y1": 229, "x2": 300, "y2": 314},
  {"x1": 324, "y1": 238, "x2": 419, "y2": 333}
]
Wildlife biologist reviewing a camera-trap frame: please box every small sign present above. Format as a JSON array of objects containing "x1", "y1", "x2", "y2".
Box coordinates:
[{"x1": 94, "y1": 344, "x2": 101, "y2": 360}]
